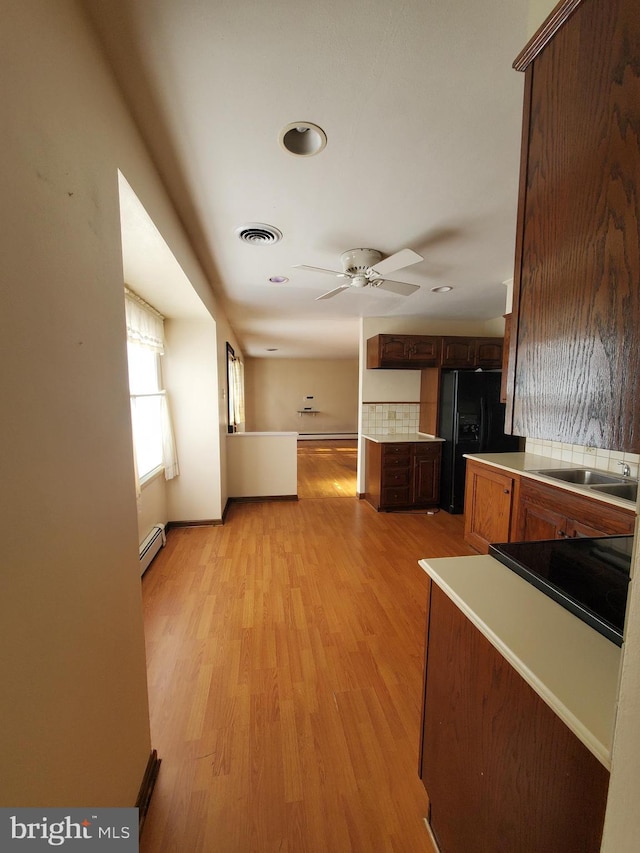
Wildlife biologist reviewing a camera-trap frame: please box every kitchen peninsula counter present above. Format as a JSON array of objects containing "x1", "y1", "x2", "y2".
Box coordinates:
[
  {"x1": 362, "y1": 432, "x2": 444, "y2": 443},
  {"x1": 418, "y1": 553, "x2": 620, "y2": 767}
]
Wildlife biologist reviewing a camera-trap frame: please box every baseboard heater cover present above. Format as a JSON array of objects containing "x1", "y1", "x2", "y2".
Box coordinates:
[{"x1": 139, "y1": 524, "x2": 166, "y2": 576}]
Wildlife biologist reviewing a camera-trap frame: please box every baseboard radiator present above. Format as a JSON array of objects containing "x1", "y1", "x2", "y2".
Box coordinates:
[{"x1": 139, "y1": 524, "x2": 166, "y2": 576}]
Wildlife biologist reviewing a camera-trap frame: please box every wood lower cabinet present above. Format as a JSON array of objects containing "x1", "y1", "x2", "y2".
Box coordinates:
[
  {"x1": 364, "y1": 440, "x2": 441, "y2": 511},
  {"x1": 464, "y1": 460, "x2": 635, "y2": 552},
  {"x1": 463, "y1": 460, "x2": 519, "y2": 553},
  {"x1": 419, "y1": 583, "x2": 610, "y2": 853},
  {"x1": 516, "y1": 478, "x2": 636, "y2": 541}
]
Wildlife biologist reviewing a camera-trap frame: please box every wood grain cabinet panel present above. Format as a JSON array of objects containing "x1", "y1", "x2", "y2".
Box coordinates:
[
  {"x1": 420, "y1": 584, "x2": 610, "y2": 853},
  {"x1": 365, "y1": 440, "x2": 441, "y2": 511},
  {"x1": 366, "y1": 334, "x2": 440, "y2": 368},
  {"x1": 515, "y1": 478, "x2": 636, "y2": 541},
  {"x1": 506, "y1": 0, "x2": 640, "y2": 451},
  {"x1": 463, "y1": 460, "x2": 518, "y2": 553}
]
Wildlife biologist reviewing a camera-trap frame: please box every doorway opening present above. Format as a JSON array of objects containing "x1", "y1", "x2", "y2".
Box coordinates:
[{"x1": 297, "y1": 439, "x2": 357, "y2": 498}]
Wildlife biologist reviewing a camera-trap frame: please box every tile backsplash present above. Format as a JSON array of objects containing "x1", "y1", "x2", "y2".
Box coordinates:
[
  {"x1": 361, "y1": 403, "x2": 420, "y2": 435},
  {"x1": 525, "y1": 438, "x2": 640, "y2": 479}
]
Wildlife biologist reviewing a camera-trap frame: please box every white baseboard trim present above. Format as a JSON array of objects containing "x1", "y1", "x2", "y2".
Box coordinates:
[{"x1": 297, "y1": 433, "x2": 357, "y2": 440}]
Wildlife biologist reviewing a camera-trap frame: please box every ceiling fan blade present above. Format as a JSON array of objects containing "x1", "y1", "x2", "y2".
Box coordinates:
[
  {"x1": 315, "y1": 285, "x2": 351, "y2": 301},
  {"x1": 293, "y1": 264, "x2": 346, "y2": 277},
  {"x1": 370, "y1": 248, "x2": 423, "y2": 277},
  {"x1": 374, "y1": 279, "x2": 420, "y2": 296}
]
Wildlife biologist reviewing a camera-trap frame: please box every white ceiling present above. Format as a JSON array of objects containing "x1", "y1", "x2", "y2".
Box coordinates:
[{"x1": 86, "y1": 0, "x2": 530, "y2": 359}]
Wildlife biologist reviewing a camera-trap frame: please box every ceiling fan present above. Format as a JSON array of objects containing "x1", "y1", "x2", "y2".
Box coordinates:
[{"x1": 293, "y1": 247, "x2": 423, "y2": 300}]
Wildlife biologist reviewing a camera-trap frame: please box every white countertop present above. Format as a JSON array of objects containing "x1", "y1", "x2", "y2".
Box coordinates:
[
  {"x1": 362, "y1": 432, "x2": 445, "y2": 443},
  {"x1": 465, "y1": 451, "x2": 638, "y2": 511},
  {"x1": 419, "y1": 554, "x2": 621, "y2": 767}
]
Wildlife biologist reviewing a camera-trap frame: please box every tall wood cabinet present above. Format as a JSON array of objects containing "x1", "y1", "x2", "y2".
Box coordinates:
[{"x1": 505, "y1": 0, "x2": 640, "y2": 452}]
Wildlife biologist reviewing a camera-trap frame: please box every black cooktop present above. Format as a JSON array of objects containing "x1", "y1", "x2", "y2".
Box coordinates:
[{"x1": 489, "y1": 536, "x2": 634, "y2": 646}]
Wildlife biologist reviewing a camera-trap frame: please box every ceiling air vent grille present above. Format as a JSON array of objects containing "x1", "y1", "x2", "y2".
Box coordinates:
[{"x1": 235, "y1": 223, "x2": 283, "y2": 245}]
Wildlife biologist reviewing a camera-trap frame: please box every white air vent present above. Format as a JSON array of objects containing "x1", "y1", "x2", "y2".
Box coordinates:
[{"x1": 235, "y1": 223, "x2": 283, "y2": 245}]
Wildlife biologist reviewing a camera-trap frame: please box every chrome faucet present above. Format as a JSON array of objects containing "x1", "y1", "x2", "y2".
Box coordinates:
[{"x1": 618, "y1": 461, "x2": 632, "y2": 479}]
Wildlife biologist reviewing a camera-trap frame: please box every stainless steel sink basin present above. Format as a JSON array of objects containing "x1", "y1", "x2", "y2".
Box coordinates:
[
  {"x1": 590, "y1": 482, "x2": 638, "y2": 502},
  {"x1": 533, "y1": 468, "x2": 622, "y2": 485}
]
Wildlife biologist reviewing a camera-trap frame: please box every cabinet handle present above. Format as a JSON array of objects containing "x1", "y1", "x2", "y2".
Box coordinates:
[
  {"x1": 503, "y1": 489, "x2": 510, "y2": 494},
  {"x1": 557, "y1": 530, "x2": 566, "y2": 538}
]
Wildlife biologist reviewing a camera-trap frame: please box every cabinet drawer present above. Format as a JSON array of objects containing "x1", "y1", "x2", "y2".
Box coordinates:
[
  {"x1": 381, "y1": 486, "x2": 411, "y2": 506},
  {"x1": 382, "y1": 447, "x2": 411, "y2": 465},
  {"x1": 382, "y1": 468, "x2": 411, "y2": 487}
]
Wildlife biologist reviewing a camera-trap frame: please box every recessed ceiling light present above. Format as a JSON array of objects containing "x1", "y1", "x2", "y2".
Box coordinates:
[
  {"x1": 431, "y1": 285, "x2": 453, "y2": 293},
  {"x1": 279, "y1": 122, "x2": 327, "y2": 156},
  {"x1": 268, "y1": 275, "x2": 289, "y2": 284},
  {"x1": 266, "y1": 347, "x2": 278, "y2": 352}
]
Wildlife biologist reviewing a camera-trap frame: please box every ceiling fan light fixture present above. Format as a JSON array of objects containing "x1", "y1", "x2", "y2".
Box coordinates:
[{"x1": 279, "y1": 122, "x2": 327, "y2": 156}]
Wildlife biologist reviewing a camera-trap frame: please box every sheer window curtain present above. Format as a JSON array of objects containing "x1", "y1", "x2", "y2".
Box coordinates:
[
  {"x1": 125, "y1": 288, "x2": 179, "y2": 482},
  {"x1": 230, "y1": 356, "x2": 245, "y2": 429}
]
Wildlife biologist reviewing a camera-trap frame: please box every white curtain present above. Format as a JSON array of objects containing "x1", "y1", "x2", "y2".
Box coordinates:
[
  {"x1": 125, "y1": 288, "x2": 179, "y2": 481},
  {"x1": 231, "y1": 357, "x2": 245, "y2": 428},
  {"x1": 160, "y1": 394, "x2": 180, "y2": 480},
  {"x1": 124, "y1": 289, "x2": 165, "y2": 352}
]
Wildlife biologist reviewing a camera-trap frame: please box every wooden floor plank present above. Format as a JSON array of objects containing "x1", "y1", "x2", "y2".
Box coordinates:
[{"x1": 140, "y1": 484, "x2": 474, "y2": 852}]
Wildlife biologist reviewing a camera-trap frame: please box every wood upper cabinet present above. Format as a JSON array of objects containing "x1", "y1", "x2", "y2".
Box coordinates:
[
  {"x1": 420, "y1": 584, "x2": 610, "y2": 853},
  {"x1": 364, "y1": 439, "x2": 441, "y2": 511},
  {"x1": 366, "y1": 334, "x2": 440, "y2": 368},
  {"x1": 506, "y1": 0, "x2": 640, "y2": 451},
  {"x1": 515, "y1": 478, "x2": 636, "y2": 541},
  {"x1": 368, "y1": 334, "x2": 503, "y2": 370},
  {"x1": 464, "y1": 459, "x2": 519, "y2": 553},
  {"x1": 440, "y1": 336, "x2": 503, "y2": 369}
]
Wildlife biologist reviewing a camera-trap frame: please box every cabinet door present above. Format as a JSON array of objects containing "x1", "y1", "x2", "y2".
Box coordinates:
[
  {"x1": 518, "y1": 499, "x2": 566, "y2": 541},
  {"x1": 407, "y1": 336, "x2": 440, "y2": 365},
  {"x1": 507, "y1": 0, "x2": 640, "y2": 451},
  {"x1": 378, "y1": 336, "x2": 410, "y2": 363},
  {"x1": 420, "y1": 584, "x2": 609, "y2": 853},
  {"x1": 464, "y1": 461, "x2": 515, "y2": 553},
  {"x1": 475, "y1": 338, "x2": 503, "y2": 368},
  {"x1": 413, "y1": 444, "x2": 441, "y2": 505},
  {"x1": 441, "y1": 337, "x2": 475, "y2": 368}
]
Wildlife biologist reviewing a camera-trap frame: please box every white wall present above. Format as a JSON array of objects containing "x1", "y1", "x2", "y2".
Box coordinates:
[
  {"x1": 164, "y1": 318, "x2": 222, "y2": 522},
  {"x1": 227, "y1": 433, "x2": 298, "y2": 498},
  {"x1": 0, "y1": 0, "x2": 235, "y2": 806},
  {"x1": 244, "y1": 358, "x2": 358, "y2": 434},
  {"x1": 136, "y1": 473, "x2": 169, "y2": 544}
]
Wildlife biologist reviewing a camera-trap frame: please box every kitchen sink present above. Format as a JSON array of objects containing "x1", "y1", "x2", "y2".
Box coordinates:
[
  {"x1": 532, "y1": 468, "x2": 623, "y2": 486},
  {"x1": 590, "y1": 482, "x2": 638, "y2": 502}
]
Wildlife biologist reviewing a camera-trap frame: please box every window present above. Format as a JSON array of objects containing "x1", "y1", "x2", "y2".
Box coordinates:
[
  {"x1": 125, "y1": 289, "x2": 179, "y2": 484},
  {"x1": 128, "y1": 343, "x2": 164, "y2": 479},
  {"x1": 226, "y1": 342, "x2": 245, "y2": 433}
]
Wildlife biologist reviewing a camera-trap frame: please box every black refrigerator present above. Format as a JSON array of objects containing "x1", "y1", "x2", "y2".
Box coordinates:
[{"x1": 438, "y1": 370, "x2": 520, "y2": 514}]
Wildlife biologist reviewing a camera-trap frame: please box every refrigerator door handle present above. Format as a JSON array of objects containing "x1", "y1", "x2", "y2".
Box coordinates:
[{"x1": 479, "y1": 396, "x2": 487, "y2": 450}]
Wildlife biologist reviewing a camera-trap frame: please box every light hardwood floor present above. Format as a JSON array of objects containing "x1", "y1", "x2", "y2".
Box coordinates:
[
  {"x1": 297, "y1": 439, "x2": 357, "y2": 498},
  {"x1": 140, "y1": 453, "x2": 474, "y2": 852}
]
